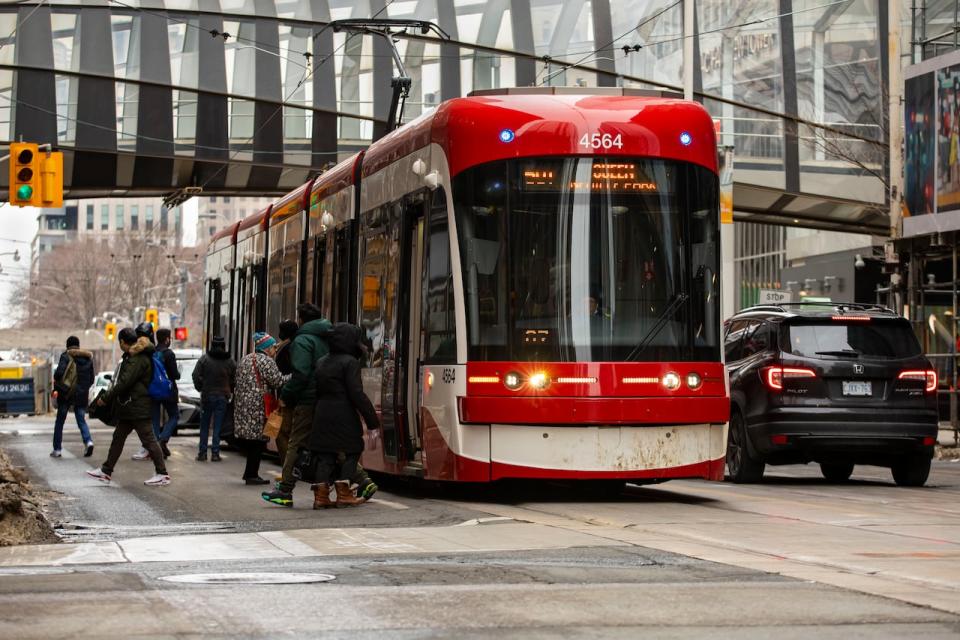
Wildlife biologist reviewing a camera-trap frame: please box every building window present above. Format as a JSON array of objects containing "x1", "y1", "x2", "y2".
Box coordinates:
[
  {"x1": 174, "y1": 209, "x2": 181, "y2": 232},
  {"x1": 208, "y1": 226, "x2": 215, "y2": 237},
  {"x1": 115, "y1": 205, "x2": 124, "y2": 231},
  {"x1": 130, "y1": 205, "x2": 139, "y2": 230},
  {"x1": 210, "y1": 196, "x2": 217, "y2": 203},
  {"x1": 160, "y1": 207, "x2": 168, "y2": 232},
  {"x1": 223, "y1": 196, "x2": 230, "y2": 203},
  {"x1": 100, "y1": 205, "x2": 109, "y2": 231},
  {"x1": 86, "y1": 204, "x2": 94, "y2": 230},
  {"x1": 146, "y1": 205, "x2": 154, "y2": 231}
]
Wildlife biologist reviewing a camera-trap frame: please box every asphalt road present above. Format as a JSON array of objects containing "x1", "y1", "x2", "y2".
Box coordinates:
[{"x1": 1, "y1": 414, "x2": 959, "y2": 639}]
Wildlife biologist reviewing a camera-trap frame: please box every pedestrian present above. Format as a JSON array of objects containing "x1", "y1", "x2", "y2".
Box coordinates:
[
  {"x1": 262, "y1": 304, "x2": 332, "y2": 506},
  {"x1": 192, "y1": 335, "x2": 237, "y2": 462},
  {"x1": 133, "y1": 327, "x2": 179, "y2": 461},
  {"x1": 273, "y1": 319, "x2": 299, "y2": 465},
  {"x1": 302, "y1": 323, "x2": 381, "y2": 509},
  {"x1": 51, "y1": 336, "x2": 95, "y2": 458},
  {"x1": 234, "y1": 332, "x2": 287, "y2": 485},
  {"x1": 85, "y1": 328, "x2": 170, "y2": 486}
]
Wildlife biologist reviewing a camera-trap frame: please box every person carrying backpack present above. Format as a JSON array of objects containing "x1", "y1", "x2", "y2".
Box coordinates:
[
  {"x1": 86, "y1": 327, "x2": 170, "y2": 486},
  {"x1": 51, "y1": 336, "x2": 95, "y2": 458},
  {"x1": 133, "y1": 327, "x2": 179, "y2": 461}
]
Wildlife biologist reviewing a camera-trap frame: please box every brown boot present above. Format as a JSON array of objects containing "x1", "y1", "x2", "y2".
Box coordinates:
[
  {"x1": 312, "y1": 483, "x2": 334, "y2": 510},
  {"x1": 334, "y1": 480, "x2": 364, "y2": 507}
]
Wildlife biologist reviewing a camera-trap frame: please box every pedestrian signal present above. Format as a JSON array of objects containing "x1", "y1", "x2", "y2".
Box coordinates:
[
  {"x1": 9, "y1": 142, "x2": 41, "y2": 207},
  {"x1": 104, "y1": 322, "x2": 117, "y2": 342},
  {"x1": 39, "y1": 151, "x2": 63, "y2": 208},
  {"x1": 145, "y1": 308, "x2": 159, "y2": 327},
  {"x1": 174, "y1": 327, "x2": 188, "y2": 341}
]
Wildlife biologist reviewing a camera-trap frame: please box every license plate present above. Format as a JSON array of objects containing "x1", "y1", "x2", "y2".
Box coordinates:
[{"x1": 842, "y1": 381, "x2": 872, "y2": 396}]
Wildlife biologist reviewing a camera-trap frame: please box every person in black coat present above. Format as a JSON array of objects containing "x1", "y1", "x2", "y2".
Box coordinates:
[
  {"x1": 51, "y1": 336, "x2": 96, "y2": 458},
  {"x1": 304, "y1": 323, "x2": 380, "y2": 509}
]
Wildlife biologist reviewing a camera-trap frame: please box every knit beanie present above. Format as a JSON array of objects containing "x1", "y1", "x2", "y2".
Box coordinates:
[{"x1": 254, "y1": 332, "x2": 277, "y2": 353}]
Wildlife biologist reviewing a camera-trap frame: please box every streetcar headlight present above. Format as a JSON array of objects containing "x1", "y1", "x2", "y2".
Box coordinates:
[
  {"x1": 528, "y1": 372, "x2": 550, "y2": 390},
  {"x1": 504, "y1": 372, "x2": 523, "y2": 390},
  {"x1": 661, "y1": 372, "x2": 681, "y2": 391},
  {"x1": 686, "y1": 372, "x2": 702, "y2": 390}
]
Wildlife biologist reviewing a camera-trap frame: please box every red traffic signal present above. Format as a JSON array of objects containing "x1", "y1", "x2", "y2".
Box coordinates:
[{"x1": 174, "y1": 327, "x2": 188, "y2": 341}]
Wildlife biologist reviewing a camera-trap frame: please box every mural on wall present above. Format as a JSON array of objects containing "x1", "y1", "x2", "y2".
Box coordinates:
[
  {"x1": 937, "y1": 63, "x2": 960, "y2": 214},
  {"x1": 905, "y1": 72, "x2": 935, "y2": 217}
]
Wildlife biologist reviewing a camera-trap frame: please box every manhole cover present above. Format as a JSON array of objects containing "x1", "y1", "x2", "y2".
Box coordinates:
[{"x1": 159, "y1": 572, "x2": 336, "y2": 585}]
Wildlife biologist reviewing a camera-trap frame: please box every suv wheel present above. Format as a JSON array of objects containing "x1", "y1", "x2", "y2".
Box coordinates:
[
  {"x1": 819, "y1": 462, "x2": 854, "y2": 482},
  {"x1": 726, "y1": 409, "x2": 764, "y2": 483},
  {"x1": 891, "y1": 457, "x2": 931, "y2": 487}
]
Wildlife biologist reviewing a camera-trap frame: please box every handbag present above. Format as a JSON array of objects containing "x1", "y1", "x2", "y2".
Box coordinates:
[
  {"x1": 262, "y1": 409, "x2": 283, "y2": 439},
  {"x1": 89, "y1": 389, "x2": 117, "y2": 426}
]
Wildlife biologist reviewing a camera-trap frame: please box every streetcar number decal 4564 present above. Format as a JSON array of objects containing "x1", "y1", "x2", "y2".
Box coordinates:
[{"x1": 579, "y1": 133, "x2": 623, "y2": 150}]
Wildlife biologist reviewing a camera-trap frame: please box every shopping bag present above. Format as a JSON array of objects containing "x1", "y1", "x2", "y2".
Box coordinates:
[{"x1": 262, "y1": 409, "x2": 283, "y2": 439}]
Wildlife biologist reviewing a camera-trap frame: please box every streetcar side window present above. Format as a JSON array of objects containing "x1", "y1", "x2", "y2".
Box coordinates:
[
  {"x1": 423, "y1": 187, "x2": 457, "y2": 363},
  {"x1": 360, "y1": 207, "x2": 388, "y2": 368}
]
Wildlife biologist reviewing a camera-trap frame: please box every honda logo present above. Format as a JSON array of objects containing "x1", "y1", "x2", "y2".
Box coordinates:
[{"x1": 853, "y1": 364, "x2": 864, "y2": 374}]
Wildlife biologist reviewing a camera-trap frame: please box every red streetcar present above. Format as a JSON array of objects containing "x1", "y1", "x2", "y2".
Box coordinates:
[{"x1": 204, "y1": 88, "x2": 729, "y2": 484}]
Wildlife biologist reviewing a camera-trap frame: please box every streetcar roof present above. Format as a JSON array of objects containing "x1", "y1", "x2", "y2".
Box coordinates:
[{"x1": 361, "y1": 93, "x2": 718, "y2": 179}]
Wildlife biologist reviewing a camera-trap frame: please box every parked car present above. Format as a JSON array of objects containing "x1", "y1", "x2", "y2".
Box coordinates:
[
  {"x1": 724, "y1": 303, "x2": 939, "y2": 487},
  {"x1": 173, "y1": 349, "x2": 202, "y2": 428},
  {"x1": 88, "y1": 371, "x2": 114, "y2": 407}
]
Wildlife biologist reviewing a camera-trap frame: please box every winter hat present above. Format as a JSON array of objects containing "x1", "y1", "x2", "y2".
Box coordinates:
[
  {"x1": 66, "y1": 336, "x2": 80, "y2": 348},
  {"x1": 254, "y1": 332, "x2": 277, "y2": 353},
  {"x1": 211, "y1": 336, "x2": 226, "y2": 351}
]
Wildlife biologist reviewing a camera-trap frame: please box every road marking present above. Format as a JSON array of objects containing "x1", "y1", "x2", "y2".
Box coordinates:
[{"x1": 367, "y1": 497, "x2": 409, "y2": 510}]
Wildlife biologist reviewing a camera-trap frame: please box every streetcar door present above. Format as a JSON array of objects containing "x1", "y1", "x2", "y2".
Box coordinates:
[{"x1": 405, "y1": 209, "x2": 426, "y2": 461}]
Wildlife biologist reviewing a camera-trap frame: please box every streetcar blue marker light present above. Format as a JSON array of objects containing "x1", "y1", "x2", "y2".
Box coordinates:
[
  {"x1": 499, "y1": 129, "x2": 515, "y2": 143},
  {"x1": 679, "y1": 132, "x2": 692, "y2": 146}
]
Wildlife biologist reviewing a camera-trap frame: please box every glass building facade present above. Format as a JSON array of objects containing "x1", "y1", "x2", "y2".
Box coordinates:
[{"x1": 0, "y1": 0, "x2": 892, "y2": 232}]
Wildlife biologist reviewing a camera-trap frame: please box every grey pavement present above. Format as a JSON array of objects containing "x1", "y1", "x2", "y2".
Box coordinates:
[{"x1": 1, "y1": 413, "x2": 960, "y2": 638}]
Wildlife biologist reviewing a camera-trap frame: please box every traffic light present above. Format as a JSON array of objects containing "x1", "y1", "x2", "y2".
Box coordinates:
[
  {"x1": 174, "y1": 327, "x2": 188, "y2": 341},
  {"x1": 104, "y1": 322, "x2": 117, "y2": 342},
  {"x1": 145, "y1": 308, "x2": 159, "y2": 328},
  {"x1": 9, "y1": 142, "x2": 41, "y2": 207},
  {"x1": 39, "y1": 150, "x2": 63, "y2": 208}
]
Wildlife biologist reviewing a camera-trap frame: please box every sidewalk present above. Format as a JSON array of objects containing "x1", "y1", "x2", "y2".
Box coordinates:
[{"x1": 0, "y1": 519, "x2": 622, "y2": 568}]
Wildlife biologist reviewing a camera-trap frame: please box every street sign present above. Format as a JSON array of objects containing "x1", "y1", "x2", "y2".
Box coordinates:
[
  {"x1": 758, "y1": 289, "x2": 792, "y2": 304},
  {"x1": 104, "y1": 322, "x2": 117, "y2": 341}
]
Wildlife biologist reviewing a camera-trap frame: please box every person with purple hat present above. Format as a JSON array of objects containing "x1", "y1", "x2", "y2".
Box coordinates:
[{"x1": 232, "y1": 332, "x2": 288, "y2": 484}]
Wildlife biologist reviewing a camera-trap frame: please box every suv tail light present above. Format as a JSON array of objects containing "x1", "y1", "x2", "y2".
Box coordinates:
[
  {"x1": 897, "y1": 369, "x2": 937, "y2": 393},
  {"x1": 763, "y1": 366, "x2": 816, "y2": 391}
]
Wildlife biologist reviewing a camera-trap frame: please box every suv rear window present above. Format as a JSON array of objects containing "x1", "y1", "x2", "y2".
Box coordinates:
[{"x1": 784, "y1": 320, "x2": 922, "y2": 359}]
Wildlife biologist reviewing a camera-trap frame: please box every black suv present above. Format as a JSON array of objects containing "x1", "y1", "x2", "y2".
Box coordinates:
[{"x1": 724, "y1": 303, "x2": 938, "y2": 486}]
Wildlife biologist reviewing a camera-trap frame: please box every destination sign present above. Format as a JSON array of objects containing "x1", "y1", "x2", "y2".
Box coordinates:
[{"x1": 520, "y1": 162, "x2": 661, "y2": 193}]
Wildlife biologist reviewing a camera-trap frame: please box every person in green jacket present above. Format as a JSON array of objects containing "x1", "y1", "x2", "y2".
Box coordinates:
[
  {"x1": 263, "y1": 303, "x2": 331, "y2": 506},
  {"x1": 86, "y1": 327, "x2": 170, "y2": 486}
]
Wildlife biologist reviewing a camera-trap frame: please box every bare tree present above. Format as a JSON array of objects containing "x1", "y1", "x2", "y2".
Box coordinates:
[{"x1": 9, "y1": 230, "x2": 204, "y2": 340}]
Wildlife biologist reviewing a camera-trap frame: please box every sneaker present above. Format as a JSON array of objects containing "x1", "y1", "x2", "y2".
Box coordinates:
[
  {"x1": 85, "y1": 467, "x2": 111, "y2": 483},
  {"x1": 211, "y1": 452, "x2": 222, "y2": 462},
  {"x1": 261, "y1": 489, "x2": 293, "y2": 507},
  {"x1": 358, "y1": 480, "x2": 379, "y2": 502},
  {"x1": 244, "y1": 477, "x2": 270, "y2": 486},
  {"x1": 83, "y1": 442, "x2": 94, "y2": 458},
  {"x1": 196, "y1": 451, "x2": 207, "y2": 461},
  {"x1": 132, "y1": 448, "x2": 151, "y2": 461},
  {"x1": 50, "y1": 450, "x2": 62, "y2": 458},
  {"x1": 160, "y1": 441, "x2": 171, "y2": 459},
  {"x1": 144, "y1": 474, "x2": 171, "y2": 486}
]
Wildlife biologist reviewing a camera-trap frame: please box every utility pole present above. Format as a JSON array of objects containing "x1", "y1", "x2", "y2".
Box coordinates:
[
  {"x1": 683, "y1": 0, "x2": 695, "y2": 101},
  {"x1": 888, "y1": 0, "x2": 903, "y2": 240}
]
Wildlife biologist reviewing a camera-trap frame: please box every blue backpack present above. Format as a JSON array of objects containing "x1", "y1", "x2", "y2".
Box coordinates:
[{"x1": 148, "y1": 351, "x2": 174, "y2": 400}]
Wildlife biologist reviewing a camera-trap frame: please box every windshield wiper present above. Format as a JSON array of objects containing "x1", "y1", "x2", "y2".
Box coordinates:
[
  {"x1": 626, "y1": 293, "x2": 689, "y2": 361},
  {"x1": 814, "y1": 350, "x2": 861, "y2": 358}
]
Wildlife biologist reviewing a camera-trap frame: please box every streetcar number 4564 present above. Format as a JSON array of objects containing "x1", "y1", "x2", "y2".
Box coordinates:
[{"x1": 579, "y1": 133, "x2": 623, "y2": 150}]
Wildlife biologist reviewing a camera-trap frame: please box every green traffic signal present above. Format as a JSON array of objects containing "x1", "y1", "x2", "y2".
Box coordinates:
[{"x1": 16, "y1": 184, "x2": 33, "y2": 201}]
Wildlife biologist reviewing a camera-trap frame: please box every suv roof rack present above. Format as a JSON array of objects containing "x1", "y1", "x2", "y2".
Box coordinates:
[{"x1": 739, "y1": 302, "x2": 896, "y2": 315}]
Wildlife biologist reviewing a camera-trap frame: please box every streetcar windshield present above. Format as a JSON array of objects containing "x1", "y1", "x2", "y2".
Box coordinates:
[{"x1": 452, "y1": 157, "x2": 720, "y2": 362}]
